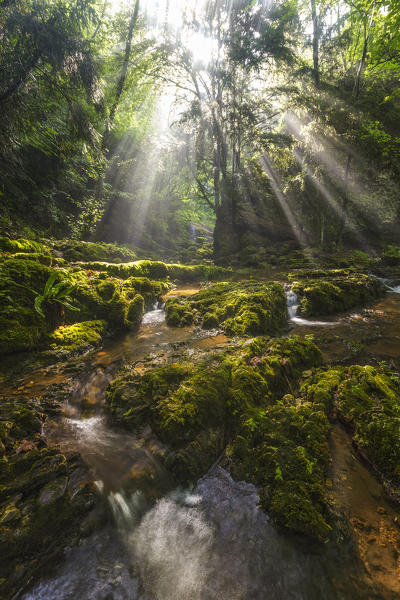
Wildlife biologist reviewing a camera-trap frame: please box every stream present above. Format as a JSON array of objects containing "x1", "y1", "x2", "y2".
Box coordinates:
[{"x1": 6, "y1": 285, "x2": 400, "y2": 599}]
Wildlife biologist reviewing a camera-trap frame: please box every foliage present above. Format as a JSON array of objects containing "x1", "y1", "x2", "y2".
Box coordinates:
[{"x1": 33, "y1": 273, "x2": 79, "y2": 318}]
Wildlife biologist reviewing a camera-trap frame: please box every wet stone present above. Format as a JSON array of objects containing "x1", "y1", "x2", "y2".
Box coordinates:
[
  {"x1": 0, "y1": 505, "x2": 21, "y2": 524},
  {"x1": 38, "y1": 476, "x2": 68, "y2": 505}
]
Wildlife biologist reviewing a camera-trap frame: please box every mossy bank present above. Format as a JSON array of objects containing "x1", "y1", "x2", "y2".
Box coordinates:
[{"x1": 165, "y1": 281, "x2": 288, "y2": 335}]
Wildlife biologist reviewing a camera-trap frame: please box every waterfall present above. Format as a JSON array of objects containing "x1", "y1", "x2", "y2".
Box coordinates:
[
  {"x1": 286, "y1": 287, "x2": 336, "y2": 326},
  {"x1": 286, "y1": 289, "x2": 300, "y2": 319}
]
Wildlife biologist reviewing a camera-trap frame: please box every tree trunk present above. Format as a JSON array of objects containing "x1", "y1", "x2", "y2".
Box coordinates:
[
  {"x1": 213, "y1": 178, "x2": 240, "y2": 265},
  {"x1": 310, "y1": 0, "x2": 319, "y2": 85},
  {"x1": 102, "y1": 0, "x2": 140, "y2": 150},
  {"x1": 93, "y1": 0, "x2": 140, "y2": 231}
]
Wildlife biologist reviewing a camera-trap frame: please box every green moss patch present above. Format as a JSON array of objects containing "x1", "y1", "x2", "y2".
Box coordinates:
[
  {"x1": 231, "y1": 397, "x2": 331, "y2": 540},
  {"x1": 49, "y1": 320, "x2": 107, "y2": 354},
  {"x1": 0, "y1": 258, "x2": 63, "y2": 355},
  {"x1": 49, "y1": 239, "x2": 137, "y2": 263},
  {"x1": 303, "y1": 365, "x2": 400, "y2": 495},
  {"x1": 289, "y1": 271, "x2": 384, "y2": 317},
  {"x1": 165, "y1": 281, "x2": 288, "y2": 335},
  {"x1": 0, "y1": 237, "x2": 50, "y2": 256},
  {"x1": 74, "y1": 260, "x2": 232, "y2": 282}
]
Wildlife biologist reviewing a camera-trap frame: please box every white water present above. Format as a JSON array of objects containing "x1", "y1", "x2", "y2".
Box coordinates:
[
  {"x1": 370, "y1": 273, "x2": 400, "y2": 294},
  {"x1": 142, "y1": 304, "x2": 166, "y2": 326},
  {"x1": 286, "y1": 289, "x2": 336, "y2": 326},
  {"x1": 26, "y1": 467, "x2": 370, "y2": 599}
]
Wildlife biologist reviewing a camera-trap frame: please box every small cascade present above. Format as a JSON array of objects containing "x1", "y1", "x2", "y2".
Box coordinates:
[
  {"x1": 109, "y1": 489, "x2": 147, "y2": 531},
  {"x1": 286, "y1": 289, "x2": 300, "y2": 319},
  {"x1": 285, "y1": 288, "x2": 336, "y2": 326},
  {"x1": 370, "y1": 273, "x2": 400, "y2": 293},
  {"x1": 142, "y1": 301, "x2": 166, "y2": 326}
]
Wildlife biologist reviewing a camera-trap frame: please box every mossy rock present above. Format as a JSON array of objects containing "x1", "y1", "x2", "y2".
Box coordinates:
[
  {"x1": 75, "y1": 260, "x2": 232, "y2": 282},
  {"x1": 68, "y1": 273, "x2": 146, "y2": 331},
  {"x1": 49, "y1": 239, "x2": 137, "y2": 263},
  {"x1": 165, "y1": 281, "x2": 288, "y2": 336},
  {"x1": 105, "y1": 334, "x2": 325, "y2": 540},
  {"x1": 49, "y1": 320, "x2": 107, "y2": 354},
  {"x1": 303, "y1": 364, "x2": 400, "y2": 497},
  {"x1": 11, "y1": 252, "x2": 54, "y2": 266},
  {"x1": 381, "y1": 245, "x2": 400, "y2": 266},
  {"x1": 166, "y1": 263, "x2": 232, "y2": 282},
  {"x1": 231, "y1": 383, "x2": 332, "y2": 540},
  {"x1": 0, "y1": 258, "x2": 64, "y2": 355},
  {"x1": 290, "y1": 271, "x2": 384, "y2": 317},
  {"x1": 0, "y1": 237, "x2": 50, "y2": 256},
  {"x1": 0, "y1": 258, "x2": 166, "y2": 356},
  {"x1": 106, "y1": 363, "x2": 193, "y2": 430},
  {"x1": 123, "y1": 277, "x2": 169, "y2": 309}
]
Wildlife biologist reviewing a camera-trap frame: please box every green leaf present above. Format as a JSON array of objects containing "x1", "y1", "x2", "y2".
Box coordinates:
[
  {"x1": 58, "y1": 300, "x2": 80, "y2": 312},
  {"x1": 44, "y1": 273, "x2": 59, "y2": 296},
  {"x1": 34, "y1": 296, "x2": 46, "y2": 318}
]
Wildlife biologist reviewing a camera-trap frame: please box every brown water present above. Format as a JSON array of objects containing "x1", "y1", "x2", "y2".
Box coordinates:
[
  {"x1": 5, "y1": 285, "x2": 400, "y2": 599},
  {"x1": 290, "y1": 290, "x2": 400, "y2": 367},
  {"x1": 329, "y1": 424, "x2": 400, "y2": 594}
]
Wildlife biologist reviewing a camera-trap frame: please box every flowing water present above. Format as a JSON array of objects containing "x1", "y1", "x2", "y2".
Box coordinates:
[{"x1": 7, "y1": 285, "x2": 400, "y2": 599}]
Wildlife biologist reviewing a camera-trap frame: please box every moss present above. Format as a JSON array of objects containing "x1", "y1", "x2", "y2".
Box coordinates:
[
  {"x1": 155, "y1": 365, "x2": 231, "y2": 444},
  {"x1": 166, "y1": 428, "x2": 224, "y2": 482},
  {"x1": 0, "y1": 237, "x2": 50, "y2": 256},
  {"x1": 49, "y1": 320, "x2": 107, "y2": 353},
  {"x1": 335, "y1": 365, "x2": 400, "y2": 487},
  {"x1": 104, "y1": 335, "x2": 340, "y2": 539},
  {"x1": 75, "y1": 260, "x2": 232, "y2": 282},
  {"x1": 243, "y1": 336, "x2": 323, "y2": 398},
  {"x1": 166, "y1": 281, "x2": 288, "y2": 336},
  {"x1": 166, "y1": 263, "x2": 232, "y2": 282},
  {"x1": 49, "y1": 239, "x2": 137, "y2": 263},
  {"x1": 123, "y1": 277, "x2": 169, "y2": 309},
  {"x1": 106, "y1": 363, "x2": 193, "y2": 430},
  {"x1": 381, "y1": 245, "x2": 400, "y2": 266},
  {"x1": 288, "y1": 268, "x2": 353, "y2": 280},
  {"x1": 0, "y1": 317, "x2": 45, "y2": 355},
  {"x1": 165, "y1": 297, "x2": 194, "y2": 327},
  {"x1": 0, "y1": 258, "x2": 166, "y2": 356},
  {"x1": 74, "y1": 260, "x2": 168, "y2": 280},
  {"x1": 290, "y1": 272, "x2": 384, "y2": 317},
  {"x1": 127, "y1": 294, "x2": 145, "y2": 325},
  {"x1": 11, "y1": 252, "x2": 54, "y2": 266},
  {"x1": 70, "y1": 273, "x2": 145, "y2": 330},
  {"x1": 0, "y1": 258, "x2": 64, "y2": 355},
  {"x1": 300, "y1": 368, "x2": 344, "y2": 413},
  {"x1": 231, "y1": 392, "x2": 332, "y2": 540},
  {"x1": 0, "y1": 257, "x2": 60, "y2": 293},
  {"x1": 202, "y1": 312, "x2": 219, "y2": 329}
]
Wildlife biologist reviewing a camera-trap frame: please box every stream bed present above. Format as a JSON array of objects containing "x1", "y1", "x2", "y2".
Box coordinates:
[{"x1": 4, "y1": 286, "x2": 400, "y2": 599}]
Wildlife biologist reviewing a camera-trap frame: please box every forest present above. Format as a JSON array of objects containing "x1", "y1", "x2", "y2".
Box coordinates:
[{"x1": 1, "y1": 1, "x2": 400, "y2": 599}]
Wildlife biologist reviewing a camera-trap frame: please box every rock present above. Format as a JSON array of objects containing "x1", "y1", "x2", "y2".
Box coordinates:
[
  {"x1": 38, "y1": 476, "x2": 68, "y2": 505},
  {"x1": 0, "y1": 506, "x2": 21, "y2": 524},
  {"x1": 16, "y1": 439, "x2": 38, "y2": 454}
]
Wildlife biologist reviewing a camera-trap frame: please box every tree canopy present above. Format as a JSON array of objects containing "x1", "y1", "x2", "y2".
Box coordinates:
[{"x1": 1, "y1": 0, "x2": 400, "y2": 262}]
